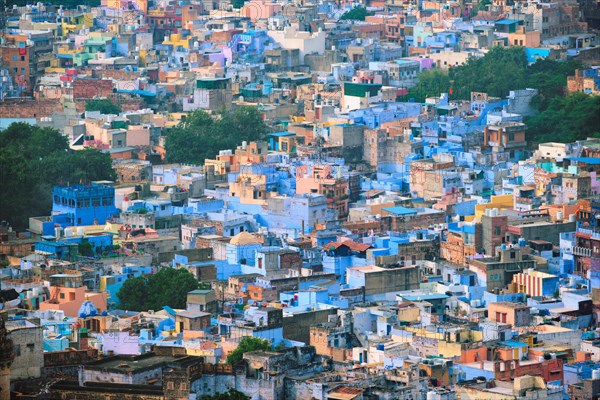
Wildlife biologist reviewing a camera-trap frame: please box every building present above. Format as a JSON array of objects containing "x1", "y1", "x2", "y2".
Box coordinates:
[
  {"x1": 51, "y1": 183, "x2": 118, "y2": 227},
  {"x1": 487, "y1": 302, "x2": 531, "y2": 327},
  {"x1": 468, "y1": 245, "x2": 541, "y2": 292},
  {"x1": 183, "y1": 78, "x2": 232, "y2": 111},
  {"x1": 39, "y1": 273, "x2": 108, "y2": 317},
  {"x1": 483, "y1": 122, "x2": 527, "y2": 162},
  {"x1": 347, "y1": 264, "x2": 420, "y2": 301},
  {"x1": 186, "y1": 289, "x2": 218, "y2": 315}
]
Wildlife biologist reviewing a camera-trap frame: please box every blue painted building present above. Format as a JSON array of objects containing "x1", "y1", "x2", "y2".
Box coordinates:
[{"x1": 52, "y1": 183, "x2": 118, "y2": 227}]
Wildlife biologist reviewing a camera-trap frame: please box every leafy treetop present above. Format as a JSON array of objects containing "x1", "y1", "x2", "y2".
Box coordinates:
[
  {"x1": 165, "y1": 106, "x2": 267, "y2": 165},
  {"x1": 198, "y1": 389, "x2": 250, "y2": 400},
  {"x1": 226, "y1": 337, "x2": 271, "y2": 365},
  {"x1": 0, "y1": 123, "x2": 115, "y2": 229},
  {"x1": 85, "y1": 98, "x2": 123, "y2": 115},
  {"x1": 340, "y1": 6, "x2": 373, "y2": 21},
  {"x1": 116, "y1": 267, "x2": 199, "y2": 312}
]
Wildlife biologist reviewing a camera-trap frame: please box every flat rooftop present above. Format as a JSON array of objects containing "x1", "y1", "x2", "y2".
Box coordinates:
[{"x1": 85, "y1": 354, "x2": 182, "y2": 372}]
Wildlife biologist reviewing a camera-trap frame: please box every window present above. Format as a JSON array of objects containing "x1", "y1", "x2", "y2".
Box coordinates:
[
  {"x1": 494, "y1": 226, "x2": 501, "y2": 235},
  {"x1": 27, "y1": 343, "x2": 35, "y2": 351},
  {"x1": 60, "y1": 293, "x2": 65, "y2": 299}
]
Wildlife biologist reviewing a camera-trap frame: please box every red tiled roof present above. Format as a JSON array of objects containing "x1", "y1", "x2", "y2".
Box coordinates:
[{"x1": 323, "y1": 240, "x2": 371, "y2": 252}]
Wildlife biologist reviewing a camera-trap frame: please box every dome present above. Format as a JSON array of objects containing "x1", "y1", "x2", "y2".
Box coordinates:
[
  {"x1": 229, "y1": 231, "x2": 263, "y2": 246},
  {"x1": 78, "y1": 300, "x2": 98, "y2": 319}
]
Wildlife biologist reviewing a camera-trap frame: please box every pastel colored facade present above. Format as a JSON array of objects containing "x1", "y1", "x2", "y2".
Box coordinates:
[
  {"x1": 39, "y1": 274, "x2": 107, "y2": 318},
  {"x1": 474, "y1": 195, "x2": 514, "y2": 221},
  {"x1": 487, "y1": 302, "x2": 530, "y2": 327},
  {"x1": 511, "y1": 270, "x2": 559, "y2": 297},
  {"x1": 241, "y1": 0, "x2": 282, "y2": 22},
  {"x1": 267, "y1": 26, "x2": 326, "y2": 60},
  {"x1": 508, "y1": 26, "x2": 541, "y2": 48},
  {"x1": 296, "y1": 164, "x2": 349, "y2": 218},
  {"x1": 484, "y1": 122, "x2": 528, "y2": 161}
]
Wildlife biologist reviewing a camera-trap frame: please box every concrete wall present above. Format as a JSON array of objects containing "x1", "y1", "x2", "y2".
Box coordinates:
[
  {"x1": 283, "y1": 308, "x2": 338, "y2": 344},
  {"x1": 8, "y1": 325, "x2": 43, "y2": 380}
]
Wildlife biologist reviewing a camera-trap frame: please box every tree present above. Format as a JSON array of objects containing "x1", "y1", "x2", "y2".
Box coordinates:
[
  {"x1": 198, "y1": 389, "x2": 250, "y2": 400},
  {"x1": 78, "y1": 240, "x2": 94, "y2": 257},
  {"x1": 408, "y1": 47, "x2": 583, "y2": 112},
  {"x1": 525, "y1": 93, "x2": 600, "y2": 144},
  {"x1": 448, "y1": 46, "x2": 528, "y2": 100},
  {"x1": 117, "y1": 268, "x2": 199, "y2": 311},
  {"x1": 0, "y1": 123, "x2": 116, "y2": 229},
  {"x1": 526, "y1": 58, "x2": 582, "y2": 110},
  {"x1": 339, "y1": 6, "x2": 372, "y2": 21},
  {"x1": 478, "y1": 0, "x2": 492, "y2": 10},
  {"x1": 406, "y1": 69, "x2": 451, "y2": 102},
  {"x1": 165, "y1": 106, "x2": 267, "y2": 164},
  {"x1": 85, "y1": 98, "x2": 122, "y2": 115},
  {"x1": 231, "y1": 0, "x2": 247, "y2": 8},
  {"x1": 226, "y1": 337, "x2": 271, "y2": 365}
]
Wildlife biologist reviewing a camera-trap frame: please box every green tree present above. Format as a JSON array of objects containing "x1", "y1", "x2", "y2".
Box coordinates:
[
  {"x1": 198, "y1": 389, "x2": 250, "y2": 400},
  {"x1": 408, "y1": 47, "x2": 582, "y2": 110},
  {"x1": 448, "y1": 46, "x2": 528, "y2": 100},
  {"x1": 85, "y1": 98, "x2": 122, "y2": 115},
  {"x1": 0, "y1": 123, "x2": 116, "y2": 229},
  {"x1": 339, "y1": 6, "x2": 372, "y2": 21},
  {"x1": 406, "y1": 69, "x2": 451, "y2": 102},
  {"x1": 117, "y1": 268, "x2": 199, "y2": 311},
  {"x1": 165, "y1": 106, "x2": 267, "y2": 164},
  {"x1": 78, "y1": 240, "x2": 94, "y2": 257},
  {"x1": 226, "y1": 337, "x2": 272, "y2": 365},
  {"x1": 478, "y1": 0, "x2": 492, "y2": 10},
  {"x1": 526, "y1": 58, "x2": 582, "y2": 110},
  {"x1": 231, "y1": 0, "x2": 247, "y2": 8},
  {"x1": 525, "y1": 93, "x2": 600, "y2": 144}
]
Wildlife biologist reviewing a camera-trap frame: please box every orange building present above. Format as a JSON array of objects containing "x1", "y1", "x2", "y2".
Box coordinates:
[
  {"x1": 483, "y1": 122, "x2": 527, "y2": 161},
  {"x1": 40, "y1": 274, "x2": 108, "y2": 317},
  {"x1": 296, "y1": 164, "x2": 349, "y2": 218},
  {"x1": 488, "y1": 302, "x2": 530, "y2": 327}
]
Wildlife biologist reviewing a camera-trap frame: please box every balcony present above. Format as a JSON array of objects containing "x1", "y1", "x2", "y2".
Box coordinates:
[{"x1": 572, "y1": 246, "x2": 593, "y2": 257}]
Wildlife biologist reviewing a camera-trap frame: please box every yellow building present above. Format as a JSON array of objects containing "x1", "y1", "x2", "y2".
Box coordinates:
[{"x1": 475, "y1": 194, "x2": 514, "y2": 221}]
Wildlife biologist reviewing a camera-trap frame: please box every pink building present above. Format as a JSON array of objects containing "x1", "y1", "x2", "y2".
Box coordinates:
[
  {"x1": 40, "y1": 274, "x2": 108, "y2": 318},
  {"x1": 241, "y1": 0, "x2": 282, "y2": 22}
]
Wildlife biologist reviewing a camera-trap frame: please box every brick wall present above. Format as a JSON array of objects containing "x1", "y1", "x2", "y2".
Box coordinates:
[
  {"x1": 0, "y1": 99, "x2": 63, "y2": 118},
  {"x1": 92, "y1": 70, "x2": 141, "y2": 81},
  {"x1": 73, "y1": 79, "x2": 114, "y2": 99}
]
